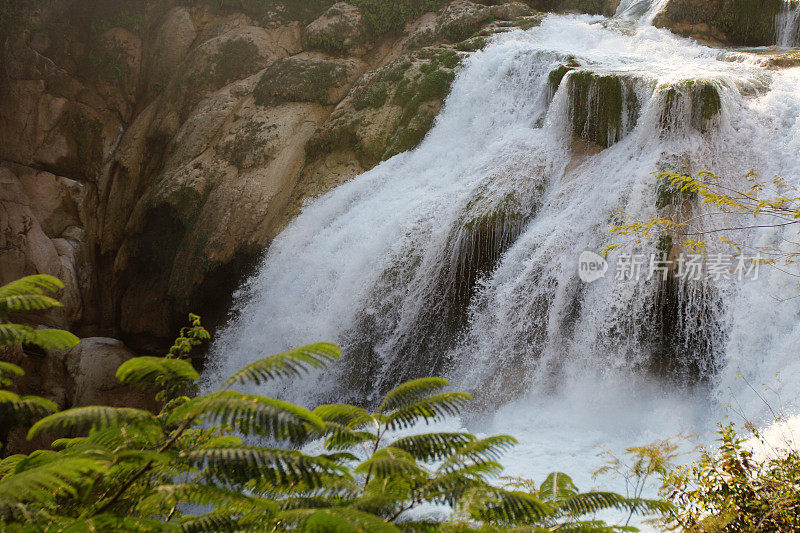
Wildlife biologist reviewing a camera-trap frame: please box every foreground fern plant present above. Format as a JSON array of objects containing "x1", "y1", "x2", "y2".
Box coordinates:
[
  {"x1": 1, "y1": 275, "x2": 79, "y2": 453},
  {"x1": 0, "y1": 276, "x2": 670, "y2": 531}
]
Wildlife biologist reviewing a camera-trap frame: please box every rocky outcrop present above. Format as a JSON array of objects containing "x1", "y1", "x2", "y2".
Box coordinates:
[
  {"x1": 303, "y1": 2, "x2": 369, "y2": 55},
  {"x1": 65, "y1": 337, "x2": 157, "y2": 408},
  {"x1": 1, "y1": 0, "x2": 551, "y2": 353},
  {"x1": 654, "y1": 0, "x2": 786, "y2": 46},
  {"x1": 0, "y1": 164, "x2": 91, "y2": 329}
]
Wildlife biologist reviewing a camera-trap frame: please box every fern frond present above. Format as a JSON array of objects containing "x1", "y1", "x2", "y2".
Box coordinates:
[
  {"x1": 471, "y1": 489, "x2": 551, "y2": 525},
  {"x1": 27, "y1": 328, "x2": 80, "y2": 350},
  {"x1": 27, "y1": 406, "x2": 160, "y2": 440},
  {"x1": 0, "y1": 362, "x2": 23, "y2": 386},
  {"x1": 438, "y1": 435, "x2": 517, "y2": 472},
  {"x1": 313, "y1": 403, "x2": 370, "y2": 425},
  {"x1": 53, "y1": 515, "x2": 174, "y2": 532},
  {"x1": 539, "y1": 520, "x2": 637, "y2": 532},
  {"x1": 116, "y1": 356, "x2": 200, "y2": 390},
  {"x1": 273, "y1": 507, "x2": 402, "y2": 533},
  {"x1": 385, "y1": 392, "x2": 472, "y2": 429},
  {"x1": 179, "y1": 512, "x2": 240, "y2": 533},
  {"x1": 0, "y1": 323, "x2": 79, "y2": 350},
  {"x1": 539, "y1": 472, "x2": 579, "y2": 503},
  {"x1": 303, "y1": 507, "x2": 403, "y2": 532},
  {"x1": 223, "y1": 343, "x2": 341, "y2": 386},
  {"x1": 557, "y1": 492, "x2": 674, "y2": 517},
  {"x1": 0, "y1": 456, "x2": 107, "y2": 504},
  {"x1": 378, "y1": 377, "x2": 449, "y2": 413},
  {"x1": 0, "y1": 294, "x2": 62, "y2": 316},
  {"x1": 186, "y1": 447, "x2": 347, "y2": 488},
  {"x1": 390, "y1": 432, "x2": 476, "y2": 462},
  {"x1": 355, "y1": 447, "x2": 425, "y2": 480},
  {"x1": 0, "y1": 455, "x2": 25, "y2": 477},
  {"x1": 0, "y1": 391, "x2": 57, "y2": 424},
  {"x1": 323, "y1": 421, "x2": 377, "y2": 450},
  {"x1": 138, "y1": 483, "x2": 277, "y2": 516},
  {"x1": 168, "y1": 391, "x2": 324, "y2": 442},
  {"x1": 0, "y1": 275, "x2": 63, "y2": 298},
  {"x1": 421, "y1": 463, "x2": 503, "y2": 506}
]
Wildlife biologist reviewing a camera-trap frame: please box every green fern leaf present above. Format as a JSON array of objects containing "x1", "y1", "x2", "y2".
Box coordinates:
[
  {"x1": 138, "y1": 483, "x2": 277, "y2": 516},
  {"x1": 0, "y1": 323, "x2": 79, "y2": 350},
  {"x1": 0, "y1": 390, "x2": 57, "y2": 425},
  {"x1": 471, "y1": 488, "x2": 552, "y2": 525},
  {"x1": 168, "y1": 390, "x2": 324, "y2": 441},
  {"x1": 0, "y1": 275, "x2": 64, "y2": 298},
  {"x1": 302, "y1": 507, "x2": 402, "y2": 532},
  {"x1": 439, "y1": 435, "x2": 517, "y2": 472},
  {"x1": 0, "y1": 294, "x2": 62, "y2": 316},
  {"x1": 179, "y1": 512, "x2": 240, "y2": 533},
  {"x1": 116, "y1": 356, "x2": 200, "y2": 390},
  {"x1": 557, "y1": 492, "x2": 674, "y2": 517},
  {"x1": 186, "y1": 447, "x2": 348, "y2": 488},
  {"x1": 0, "y1": 362, "x2": 23, "y2": 387},
  {"x1": 390, "y1": 432, "x2": 476, "y2": 462},
  {"x1": 323, "y1": 421, "x2": 378, "y2": 450},
  {"x1": 355, "y1": 447, "x2": 425, "y2": 480},
  {"x1": 378, "y1": 377, "x2": 449, "y2": 413},
  {"x1": 223, "y1": 342, "x2": 341, "y2": 386},
  {"x1": 385, "y1": 392, "x2": 472, "y2": 430},
  {"x1": 539, "y1": 472, "x2": 579, "y2": 503},
  {"x1": 313, "y1": 404, "x2": 370, "y2": 425},
  {"x1": 0, "y1": 456, "x2": 107, "y2": 504},
  {"x1": 27, "y1": 406, "x2": 160, "y2": 440}
]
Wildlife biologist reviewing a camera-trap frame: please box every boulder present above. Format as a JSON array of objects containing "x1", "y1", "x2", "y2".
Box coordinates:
[
  {"x1": 303, "y1": 3, "x2": 368, "y2": 55},
  {"x1": 65, "y1": 338, "x2": 155, "y2": 409}
]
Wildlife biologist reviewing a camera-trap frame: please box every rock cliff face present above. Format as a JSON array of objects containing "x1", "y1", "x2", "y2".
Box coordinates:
[
  {"x1": 0, "y1": 0, "x2": 796, "y2": 416},
  {"x1": 0, "y1": 0, "x2": 535, "y2": 349}
]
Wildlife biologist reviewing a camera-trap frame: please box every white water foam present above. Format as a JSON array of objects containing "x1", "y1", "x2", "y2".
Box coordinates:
[{"x1": 205, "y1": 12, "x2": 800, "y2": 524}]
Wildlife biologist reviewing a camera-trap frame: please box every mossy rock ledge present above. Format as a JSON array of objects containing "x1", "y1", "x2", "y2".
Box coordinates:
[
  {"x1": 565, "y1": 70, "x2": 638, "y2": 148},
  {"x1": 653, "y1": 0, "x2": 786, "y2": 46},
  {"x1": 658, "y1": 80, "x2": 722, "y2": 134}
]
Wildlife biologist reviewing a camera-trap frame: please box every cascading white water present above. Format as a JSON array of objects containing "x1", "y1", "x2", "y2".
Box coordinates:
[
  {"x1": 615, "y1": 0, "x2": 669, "y2": 24},
  {"x1": 205, "y1": 11, "x2": 800, "y2": 505},
  {"x1": 776, "y1": 0, "x2": 800, "y2": 48}
]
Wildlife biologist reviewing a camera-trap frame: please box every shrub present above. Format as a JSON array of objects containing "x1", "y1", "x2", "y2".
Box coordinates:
[{"x1": 665, "y1": 424, "x2": 800, "y2": 531}]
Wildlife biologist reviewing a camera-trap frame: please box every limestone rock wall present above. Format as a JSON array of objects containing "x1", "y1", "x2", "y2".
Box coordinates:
[{"x1": 1, "y1": 0, "x2": 555, "y2": 351}]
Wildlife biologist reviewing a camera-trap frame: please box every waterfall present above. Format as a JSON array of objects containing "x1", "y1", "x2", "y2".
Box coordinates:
[
  {"x1": 205, "y1": 14, "x2": 800, "y2": 490},
  {"x1": 615, "y1": 0, "x2": 670, "y2": 24},
  {"x1": 776, "y1": 0, "x2": 800, "y2": 48}
]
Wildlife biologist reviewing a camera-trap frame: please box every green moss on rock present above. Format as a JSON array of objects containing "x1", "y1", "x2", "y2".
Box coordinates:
[
  {"x1": 456, "y1": 36, "x2": 487, "y2": 51},
  {"x1": 659, "y1": 80, "x2": 721, "y2": 133},
  {"x1": 352, "y1": 83, "x2": 389, "y2": 110},
  {"x1": 253, "y1": 57, "x2": 349, "y2": 106},
  {"x1": 211, "y1": 38, "x2": 263, "y2": 87},
  {"x1": 568, "y1": 70, "x2": 624, "y2": 147},
  {"x1": 351, "y1": 0, "x2": 447, "y2": 37}
]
